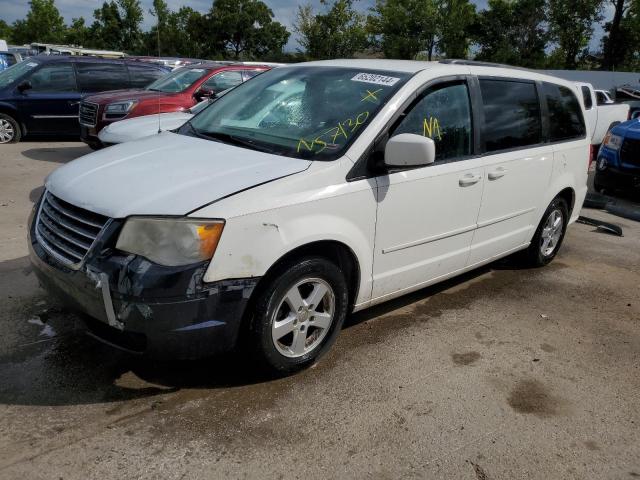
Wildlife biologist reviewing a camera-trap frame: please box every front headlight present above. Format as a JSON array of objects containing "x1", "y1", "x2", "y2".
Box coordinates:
[
  {"x1": 603, "y1": 132, "x2": 623, "y2": 151},
  {"x1": 116, "y1": 217, "x2": 224, "y2": 266},
  {"x1": 105, "y1": 100, "x2": 137, "y2": 114}
]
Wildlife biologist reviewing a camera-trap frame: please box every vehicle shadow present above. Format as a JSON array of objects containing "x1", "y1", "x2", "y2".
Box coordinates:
[
  {"x1": 0, "y1": 253, "x2": 532, "y2": 408},
  {"x1": 20, "y1": 145, "x2": 91, "y2": 164}
]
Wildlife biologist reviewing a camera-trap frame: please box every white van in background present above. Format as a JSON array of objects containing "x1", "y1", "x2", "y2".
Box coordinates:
[{"x1": 29, "y1": 60, "x2": 588, "y2": 374}]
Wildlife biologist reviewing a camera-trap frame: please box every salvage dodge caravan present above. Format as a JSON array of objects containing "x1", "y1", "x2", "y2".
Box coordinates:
[{"x1": 29, "y1": 60, "x2": 588, "y2": 373}]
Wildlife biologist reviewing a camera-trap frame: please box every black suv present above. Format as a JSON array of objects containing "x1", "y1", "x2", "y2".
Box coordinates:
[{"x1": 0, "y1": 56, "x2": 170, "y2": 143}]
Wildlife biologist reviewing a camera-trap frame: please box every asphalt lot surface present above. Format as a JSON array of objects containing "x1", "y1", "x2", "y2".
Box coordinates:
[{"x1": 1, "y1": 141, "x2": 639, "y2": 480}]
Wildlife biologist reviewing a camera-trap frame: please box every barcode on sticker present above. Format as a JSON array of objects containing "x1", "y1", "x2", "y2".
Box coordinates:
[{"x1": 351, "y1": 73, "x2": 400, "y2": 86}]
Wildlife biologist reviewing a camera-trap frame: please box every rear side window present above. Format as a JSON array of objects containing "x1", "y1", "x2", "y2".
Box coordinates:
[
  {"x1": 76, "y1": 62, "x2": 129, "y2": 92},
  {"x1": 391, "y1": 82, "x2": 473, "y2": 161},
  {"x1": 543, "y1": 82, "x2": 586, "y2": 142},
  {"x1": 581, "y1": 86, "x2": 593, "y2": 109},
  {"x1": 480, "y1": 79, "x2": 542, "y2": 152},
  {"x1": 127, "y1": 64, "x2": 167, "y2": 88},
  {"x1": 201, "y1": 70, "x2": 244, "y2": 94},
  {"x1": 28, "y1": 63, "x2": 77, "y2": 92},
  {"x1": 243, "y1": 69, "x2": 263, "y2": 81}
]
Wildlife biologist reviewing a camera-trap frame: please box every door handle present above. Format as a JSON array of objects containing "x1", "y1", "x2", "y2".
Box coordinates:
[
  {"x1": 459, "y1": 173, "x2": 482, "y2": 187},
  {"x1": 68, "y1": 101, "x2": 80, "y2": 107},
  {"x1": 488, "y1": 167, "x2": 507, "y2": 180}
]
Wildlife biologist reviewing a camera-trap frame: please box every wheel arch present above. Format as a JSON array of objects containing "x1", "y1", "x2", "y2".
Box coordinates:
[
  {"x1": 251, "y1": 240, "x2": 361, "y2": 313},
  {"x1": 0, "y1": 103, "x2": 26, "y2": 136},
  {"x1": 556, "y1": 186, "x2": 576, "y2": 216}
]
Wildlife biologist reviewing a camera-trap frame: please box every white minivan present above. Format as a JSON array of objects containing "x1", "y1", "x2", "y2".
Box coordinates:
[{"x1": 29, "y1": 60, "x2": 588, "y2": 373}]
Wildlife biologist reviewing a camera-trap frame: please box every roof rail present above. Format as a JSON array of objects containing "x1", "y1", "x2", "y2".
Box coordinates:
[{"x1": 439, "y1": 59, "x2": 534, "y2": 72}]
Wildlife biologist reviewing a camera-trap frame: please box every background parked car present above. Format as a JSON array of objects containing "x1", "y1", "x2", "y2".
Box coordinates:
[
  {"x1": 595, "y1": 118, "x2": 640, "y2": 194},
  {"x1": 98, "y1": 98, "x2": 212, "y2": 145},
  {"x1": 0, "y1": 52, "x2": 21, "y2": 72},
  {"x1": 575, "y1": 81, "x2": 630, "y2": 163},
  {"x1": 79, "y1": 62, "x2": 271, "y2": 149},
  {"x1": 0, "y1": 56, "x2": 170, "y2": 144}
]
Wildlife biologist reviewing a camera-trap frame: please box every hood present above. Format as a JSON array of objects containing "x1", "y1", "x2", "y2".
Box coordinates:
[
  {"x1": 46, "y1": 132, "x2": 311, "y2": 218},
  {"x1": 83, "y1": 89, "x2": 173, "y2": 104},
  {"x1": 99, "y1": 112, "x2": 193, "y2": 144},
  {"x1": 614, "y1": 118, "x2": 640, "y2": 139}
]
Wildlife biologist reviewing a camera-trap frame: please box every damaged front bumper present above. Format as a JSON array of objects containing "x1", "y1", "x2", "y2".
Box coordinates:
[{"x1": 27, "y1": 206, "x2": 259, "y2": 359}]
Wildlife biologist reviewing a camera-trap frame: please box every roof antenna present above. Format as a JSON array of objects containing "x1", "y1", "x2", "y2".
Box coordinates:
[{"x1": 156, "y1": 10, "x2": 161, "y2": 134}]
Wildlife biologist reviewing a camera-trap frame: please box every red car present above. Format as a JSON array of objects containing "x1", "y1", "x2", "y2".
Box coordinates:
[{"x1": 79, "y1": 62, "x2": 270, "y2": 149}]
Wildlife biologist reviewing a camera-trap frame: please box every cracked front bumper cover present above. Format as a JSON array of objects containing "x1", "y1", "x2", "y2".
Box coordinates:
[{"x1": 28, "y1": 207, "x2": 260, "y2": 359}]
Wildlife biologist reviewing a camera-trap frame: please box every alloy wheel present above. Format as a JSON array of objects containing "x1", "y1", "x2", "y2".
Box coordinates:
[
  {"x1": 271, "y1": 277, "x2": 335, "y2": 358},
  {"x1": 540, "y1": 208, "x2": 564, "y2": 257},
  {"x1": 0, "y1": 119, "x2": 15, "y2": 143}
]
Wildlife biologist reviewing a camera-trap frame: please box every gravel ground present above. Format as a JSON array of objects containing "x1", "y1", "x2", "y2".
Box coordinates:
[{"x1": 0, "y1": 141, "x2": 639, "y2": 480}]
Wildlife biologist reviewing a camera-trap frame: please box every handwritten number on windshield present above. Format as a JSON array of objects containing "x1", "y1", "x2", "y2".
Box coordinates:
[{"x1": 297, "y1": 111, "x2": 370, "y2": 154}]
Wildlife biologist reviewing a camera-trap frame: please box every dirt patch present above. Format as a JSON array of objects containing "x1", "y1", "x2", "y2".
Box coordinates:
[
  {"x1": 452, "y1": 351, "x2": 481, "y2": 366},
  {"x1": 540, "y1": 343, "x2": 556, "y2": 353},
  {"x1": 507, "y1": 379, "x2": 562, "y2": 417},
  {"x1": 469, "y1": 460, "x2": 489, "y2": 480},
  {"x1": 584, "y1": 440, "x2": 600, "y2": 451}
]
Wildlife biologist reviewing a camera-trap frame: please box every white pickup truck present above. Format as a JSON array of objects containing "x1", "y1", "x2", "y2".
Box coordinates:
[{"x1": 575, "y1": 82, "x2": 629, "y2": 155}]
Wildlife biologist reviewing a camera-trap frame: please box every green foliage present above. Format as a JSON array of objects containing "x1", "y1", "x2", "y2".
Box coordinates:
[
  {"x1": 64, "y1": 17, "x2": 90, "y2": 46},
  {"x1": 0, "y1": 20, "x2": 12, "y2": 42},
  {"x1": 209, "y1": 0, "x2": 290, "y2": 59},
  {"x1": 471, "y1": 0, "x2": 547, "y2": 68},
  {"x1": 295, "y1": 0, "x2": 368, "y2": 59},
  {"x1": 369, "y1": 0, "x2": 439, "y2": 59},
  {"x1": 10, "y1": 0, "x2": 66, "y2": 44},
  {"x1": 438, "y1": 0, "x2": 477, "y2": 59},
  {"x1": 118, "y1": 0, "x2": 144, "y2": 52},
  {"x1": 548, "y1": 0, "x2": 603, "y2": 69},
  {"x1": 143, "y1": 5, "x2": 213, "y2": 58},
  {"x1": 91, "y1": 1, "x2": 123, "y2": 50},
  {"x1": 367, "y1": 0, "x2": 476, "y2": 60}
]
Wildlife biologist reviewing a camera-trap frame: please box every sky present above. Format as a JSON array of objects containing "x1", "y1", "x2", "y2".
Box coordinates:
[{"x1": 0, "y1": 0, "x2": 607, "y2": 52}]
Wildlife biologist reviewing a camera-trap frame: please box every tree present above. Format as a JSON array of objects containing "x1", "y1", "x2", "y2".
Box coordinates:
[
  {"x1": 10, "y1": 0, "x2": 66, "y2": 44},
  {"x1": 209, "y1": 0, "x2": 290, "y2": 59},
  {"x1": 91, "y1": 1, "x2": 124, "y2": 50},
  {"x1": 295, "y1": 0, "x2": 368, "y2": 59},
  {"x1": 65, "y1": 17, "x2": 90, "y2": 46},
  {"x1": 0, "y1": 20, "x2": 12, "y2": 42},
  {"x1": 437, "y1": 0, "x2": 477, "y2": 59},
  {"x1": 118, "y1": 0, "x2": 144, "y2": 52},
  {"x1": 471, "y1": 0, "x2": 547, "y2": 68},
  {"x1": 602, "y1": 0, "x2": 632, "y2": 69},
  {"x1": 548, "y1": 0, "x2": 603, "y2": 69},
  {"x1": 368, "y1": 0, "x2": 440, "y2": 59}
]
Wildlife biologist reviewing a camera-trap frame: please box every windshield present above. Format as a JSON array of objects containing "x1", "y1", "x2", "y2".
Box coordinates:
[
  {"x1": 182, "y1": 66, "x2": 410, "y2": 160},
  {"x1": 0, "y1": 60, "x2": 39, "y2": 89},
  {"x1": 145, "y1": 67, "x2": 210, "y2": 93}
]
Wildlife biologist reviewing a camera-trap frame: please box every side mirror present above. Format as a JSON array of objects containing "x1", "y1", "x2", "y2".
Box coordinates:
[
  {"x1": 17, "y1": 80, "x2": 32, "y2": 93},
  {"x1": 384, "y1": 133, "x2": 436, "y2": 168},
  {"x1": 194, "y1": 87, "x2": 214, "y2": 101}
]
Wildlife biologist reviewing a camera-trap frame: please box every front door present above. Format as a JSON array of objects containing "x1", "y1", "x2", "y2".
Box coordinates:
[
  {"x1": 17, "y1": 62, "x2": 81, "y2": 136},
  {"x1": 372, "y1": 80, "x2": 484, "y2": 303},
  {"x1": 468, "y1": 78, "x2": 553, "y2": 265}
]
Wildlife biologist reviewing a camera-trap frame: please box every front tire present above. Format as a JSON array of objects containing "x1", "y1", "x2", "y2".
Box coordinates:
[
  {"x1": 523, "y1": 197, "x2": 569, "y2": 267},
  {"x1": 248, "y1": 257, "x2": 348, "y2": 375},
  {"x1": 0, "y1": 113, "x2": 21, "y2": 144}
]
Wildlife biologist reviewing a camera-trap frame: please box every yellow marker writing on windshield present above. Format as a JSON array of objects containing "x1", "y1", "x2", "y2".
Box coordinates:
[{"x1": 361, "y1": 89, "x2": 382, "y2": 103}]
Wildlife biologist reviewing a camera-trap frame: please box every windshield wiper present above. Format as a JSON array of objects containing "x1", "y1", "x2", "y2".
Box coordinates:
[{"x1": 196, "y1": 130, "x2": 278, "y2": 154}]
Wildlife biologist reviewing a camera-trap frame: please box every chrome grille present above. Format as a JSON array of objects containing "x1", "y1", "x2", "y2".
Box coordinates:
[
  {"x1": 79, "y1": 102, "x2": 98, "y2": 127},
  {"x1": 35, "y1": 192, "x2": 109, "y2": 268}
]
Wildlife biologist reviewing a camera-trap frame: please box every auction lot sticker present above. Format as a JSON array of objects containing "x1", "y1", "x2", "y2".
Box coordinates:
[{"x1": 351, "y1": 73, "x2": 400, "y2": 86}]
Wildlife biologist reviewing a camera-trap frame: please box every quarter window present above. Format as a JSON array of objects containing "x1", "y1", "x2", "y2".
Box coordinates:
[
  {"x1": 480, "y1": 79, "x2": 542, "y2": 152},
  {"x1": 28, "y1": 63, "x2": 77, "y2": 92},
  {"x1": 76, "y1": 62, "x2": 129, "y2": 92},
  {"x1": 543, "y1": 82, "x2": 586, "y2": 142},
  {"x1": 391, "y1": 82, "x2": 473, "y2": 161}
]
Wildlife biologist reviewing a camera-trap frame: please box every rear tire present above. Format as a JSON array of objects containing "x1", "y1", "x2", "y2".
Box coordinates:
[
  {"x1": 0, "y1": 113, "x2": 21, "y2": 144},
  {"x1": 248, "y1": 257, "x2": 348, "y2": 375},
  {"x1": 523, "y1": 197, "x2": 569, "y2": 267}
]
